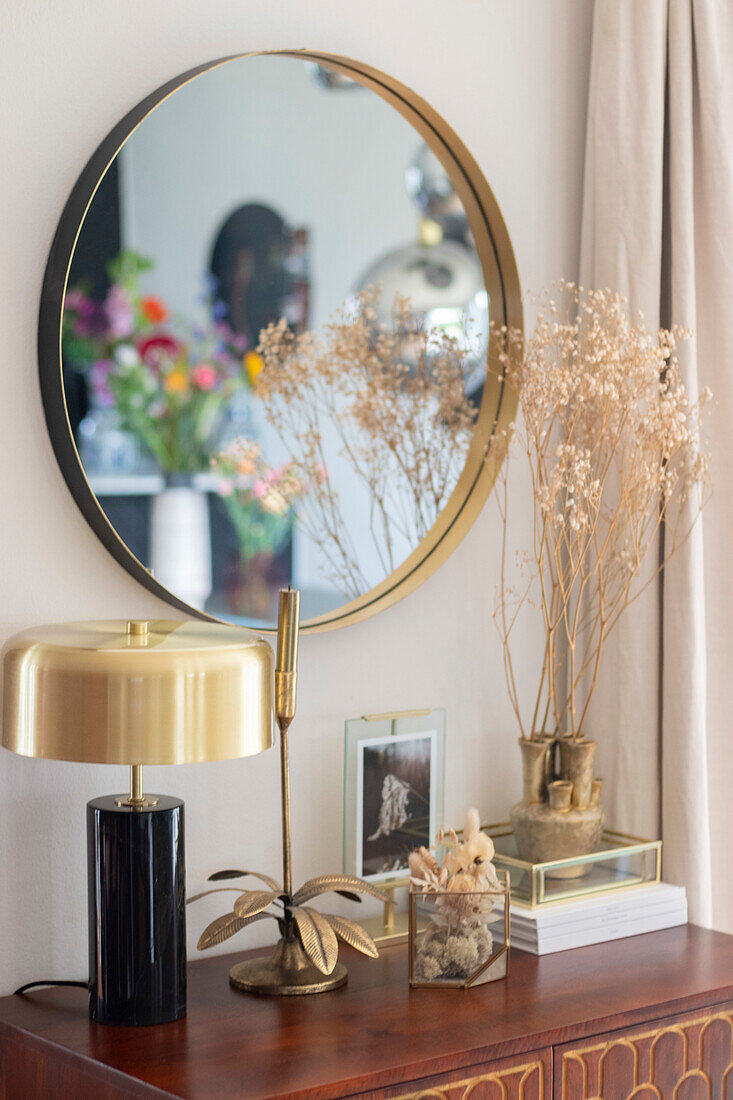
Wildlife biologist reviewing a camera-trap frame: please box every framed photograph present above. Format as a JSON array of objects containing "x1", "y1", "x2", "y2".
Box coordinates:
[{"x1": 343, "y1": 709, "x2": 446, "y2": 883}]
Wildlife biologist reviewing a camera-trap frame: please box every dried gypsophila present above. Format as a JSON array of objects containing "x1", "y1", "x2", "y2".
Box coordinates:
[
  {"x1": 492, "y1": 282, "x2": 711, "y2": 741},
  {"x1": 255, "y1": 287, "x2": 479, "y2": 599}
]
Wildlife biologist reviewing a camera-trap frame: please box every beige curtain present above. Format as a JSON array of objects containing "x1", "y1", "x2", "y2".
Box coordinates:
[{"x1": 580, "y1": 0, "x2": 733, "y2": 930}]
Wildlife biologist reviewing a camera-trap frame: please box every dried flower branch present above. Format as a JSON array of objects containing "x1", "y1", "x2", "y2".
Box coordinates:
[
  {"x1": 254, "y1": 288, "x2": 478, "y2": 597},
  {"x1": 493, "y1": 283, "x2": 711, "y2": 741},
  {"x1": 410, "y1": 808, "x2": 500, "y2": 901}
]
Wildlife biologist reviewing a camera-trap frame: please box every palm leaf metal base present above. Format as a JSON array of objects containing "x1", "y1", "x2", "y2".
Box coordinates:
[
  {"x1": 229, "y1": 937, "x2": 348, "y2": 995},
  {"x1": 189, "y1": 869, "x2": 389, "y2": 995}
]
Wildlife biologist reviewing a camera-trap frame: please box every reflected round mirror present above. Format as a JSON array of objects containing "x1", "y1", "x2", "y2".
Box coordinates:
[{"x1": 39, "y1": 51, "x2": 521, "y2": 631}]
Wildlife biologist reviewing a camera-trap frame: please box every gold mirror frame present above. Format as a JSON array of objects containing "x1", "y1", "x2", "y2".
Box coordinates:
[{"x1": 38, "y1": 49, "x2": 522, "y2": 633}]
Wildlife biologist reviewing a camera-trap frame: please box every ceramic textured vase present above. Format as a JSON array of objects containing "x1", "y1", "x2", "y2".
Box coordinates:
[
  {"x1": 510, "y1": 735, "x2": 605, "y2": 866},
  {"x1": 149, "y1": 483, "x2": 212, "y2": 609}
]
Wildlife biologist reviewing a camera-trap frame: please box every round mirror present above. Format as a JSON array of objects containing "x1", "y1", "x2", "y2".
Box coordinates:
[{"x1": 39, "y1": 51, "x2": 521, "y2": 631}]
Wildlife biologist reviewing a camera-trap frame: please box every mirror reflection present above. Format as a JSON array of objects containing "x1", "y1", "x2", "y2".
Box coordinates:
[{"x1": 62, "y1": 56, "x2": 490, "y2": 625}]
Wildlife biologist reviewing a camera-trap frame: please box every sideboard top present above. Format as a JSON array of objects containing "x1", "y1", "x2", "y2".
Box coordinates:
[{"x1": 1, "y1": 925, "x2": 732, "y2": 1099}]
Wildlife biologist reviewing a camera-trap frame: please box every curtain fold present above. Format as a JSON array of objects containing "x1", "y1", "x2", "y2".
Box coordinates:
[
  {"x1": 579, "y1": 0, "x2": 667, "y2": 850},
  {"x1": 580, "y1": 0, "x2": 733, "y2": 928},
  {"x1": 662, "y1": 0, "x2": 712, "y2": 930}
]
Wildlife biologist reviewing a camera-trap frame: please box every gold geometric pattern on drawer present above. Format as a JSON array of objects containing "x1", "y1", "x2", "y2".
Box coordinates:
[
  {"x1": 394, "y1": 1057, "x2": 545, "y2": 1100},
  {"x1": 560, "y1": 1010, "x2": 733, "y2": 1099}
]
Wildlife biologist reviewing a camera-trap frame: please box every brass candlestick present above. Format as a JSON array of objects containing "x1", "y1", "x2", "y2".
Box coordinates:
[
  {"x1": 191, "y1": 587, "x2": 389, "y2": 995},
  {"x1": 275, "y1": 587, "x2": 298, "y2": 899}
]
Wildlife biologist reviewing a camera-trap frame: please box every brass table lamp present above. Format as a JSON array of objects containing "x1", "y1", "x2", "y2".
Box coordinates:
[{"x1": 1, "y1": 619, "x2": 273, "y2": 1026}]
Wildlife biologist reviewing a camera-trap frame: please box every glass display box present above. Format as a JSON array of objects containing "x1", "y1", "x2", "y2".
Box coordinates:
[
  {"x1": 408, "y1": 870, "x2": 510, "y2": 988},
  {"x1": 487, "y1": 825, "x2": 662, "y2": 909}
]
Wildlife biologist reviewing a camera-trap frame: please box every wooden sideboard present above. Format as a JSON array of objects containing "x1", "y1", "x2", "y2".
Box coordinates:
[{"x1": 1, "y1": 924, "x2": 732, "y2": 1099}]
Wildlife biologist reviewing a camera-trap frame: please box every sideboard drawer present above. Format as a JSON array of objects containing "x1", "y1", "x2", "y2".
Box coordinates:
[
  {"x1": 555, "y1": 1002, "x2": 733, "y2": 1099},
  {"x1": 358, "y1": 1047, "x2": 551, "y2": 1100}
]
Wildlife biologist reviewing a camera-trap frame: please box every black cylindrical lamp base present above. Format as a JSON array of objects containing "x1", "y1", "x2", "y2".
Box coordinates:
[{"x1": 87, "y1": 794, "x2": 186, "y2": 1026}]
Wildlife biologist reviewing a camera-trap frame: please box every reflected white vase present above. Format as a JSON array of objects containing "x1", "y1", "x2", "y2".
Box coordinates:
[{"x1": 150, "y1": 485, "x2": 212, "y2": 609}]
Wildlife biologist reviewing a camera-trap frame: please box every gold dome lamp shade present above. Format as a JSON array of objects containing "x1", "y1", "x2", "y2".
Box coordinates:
[{"x1": 1, "y1": 618, "x2": 274, "y2": 1026}]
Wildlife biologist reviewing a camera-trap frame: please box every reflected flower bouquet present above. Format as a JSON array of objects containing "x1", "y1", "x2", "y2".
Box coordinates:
[
  {"x1": 63, "y1": 251, "x2": 260, "y2": 475},
  {"x1": 211, "y1": 439, "x2": 311, "y2": 560}
]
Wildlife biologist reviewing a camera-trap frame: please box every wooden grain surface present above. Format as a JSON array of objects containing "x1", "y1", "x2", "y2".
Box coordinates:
[{"x1": 1, "y1": 925, "x2": 732, "y2": 1100}]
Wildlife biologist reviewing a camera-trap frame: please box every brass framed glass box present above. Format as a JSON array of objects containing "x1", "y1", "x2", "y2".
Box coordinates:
[
  {"x1": 408, "y1": 870, "x2": 510, "y2": 988},
  {"x1": 486, "y1": 825, "x2": 661, "y2": 910}
]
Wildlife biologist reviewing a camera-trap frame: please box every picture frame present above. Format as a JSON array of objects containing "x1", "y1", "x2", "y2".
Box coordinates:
[{"x1": 343, "y1": 709, "x2": 446, "y2": 883}]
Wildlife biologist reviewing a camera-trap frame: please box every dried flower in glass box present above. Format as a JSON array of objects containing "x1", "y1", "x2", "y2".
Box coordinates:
[{"x1": 408, "y1": 809, "x2": 510, "y2": 988}]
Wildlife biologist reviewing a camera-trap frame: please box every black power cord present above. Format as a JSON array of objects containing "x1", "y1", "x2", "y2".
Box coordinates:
[{"x1": 14, "y1": 980, "x2": 89, "y2": 995}]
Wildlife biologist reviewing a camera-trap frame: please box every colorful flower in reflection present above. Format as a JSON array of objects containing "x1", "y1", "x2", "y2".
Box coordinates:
[
  {"x1": 72, "y1": 297, "x2": 107, "y2": 338},
  {"x1": 244, "y1": 350, "x2": 264, "y2": 383},
  {"x1": 62, "y1": 250, "x2": 257, "y2": 475},
  {"x1": 90, "y1": 360, "x2": 116, "y2": 407},
  {"x1": 138, "y1": 334, "x2": 180, "y2": 368},
  {"x1": 105, "y1": 285, "x2": 135, "y2": 338},
  {"x1": 140, "y1": 295, "x2": 169, "y2": 325},
  {"x1": 164, "y1": 367, "x2": 189, "y2": 394},
  {"x1": 191, "y1": 364, "x2": 218, "y2": 391}
]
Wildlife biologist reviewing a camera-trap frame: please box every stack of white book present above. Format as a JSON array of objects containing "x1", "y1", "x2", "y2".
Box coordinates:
[{"x1": 498, "y1": 883, "x2": 687, "y2": 955}]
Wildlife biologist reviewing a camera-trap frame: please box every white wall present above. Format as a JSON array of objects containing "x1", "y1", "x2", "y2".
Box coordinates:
[{"x1": 0, "y1": 0, "x2": 592, "y2": 992}]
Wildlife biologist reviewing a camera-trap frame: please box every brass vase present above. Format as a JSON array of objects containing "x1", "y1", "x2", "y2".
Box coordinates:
[{"x1": 510, "y1": 735, "x2": 605, "y2": 867}]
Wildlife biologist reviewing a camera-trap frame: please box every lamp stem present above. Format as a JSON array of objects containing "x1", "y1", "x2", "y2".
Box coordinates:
[
  {"x1": 115, "y1": 763, "x2": 156, "y2": 809},
  {"x1": 130, "y1": 764, "x2": 144, "y2": 805}
]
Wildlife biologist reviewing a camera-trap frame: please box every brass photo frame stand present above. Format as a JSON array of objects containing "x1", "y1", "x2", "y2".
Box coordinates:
[
  {"x1": 344, "y1": 708, "x2": 446, "y2": 946},
  {"x1": 361, "y1": 877, "x2": 410, "y2": 947}
]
